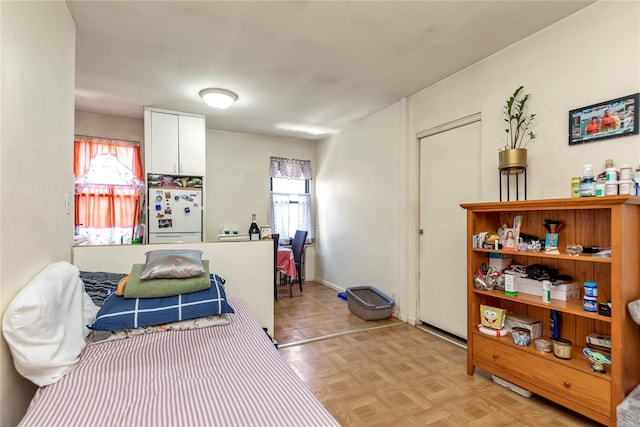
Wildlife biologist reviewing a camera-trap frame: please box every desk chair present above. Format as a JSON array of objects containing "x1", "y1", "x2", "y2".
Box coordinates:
[
  {"x1": 291, "y1": 230, "x2": 308, "y2": 294},
  {"x1": 272, "y1": 233, "x2": 279, "y2": 300}
]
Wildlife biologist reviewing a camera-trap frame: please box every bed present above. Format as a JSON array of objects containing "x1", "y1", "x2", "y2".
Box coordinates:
[{"x1": 4, "y1": 260, "x2": 339, "y2": 427}]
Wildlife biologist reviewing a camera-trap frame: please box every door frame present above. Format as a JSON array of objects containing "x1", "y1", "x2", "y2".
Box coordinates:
[{"x1": 414, "y1": 113, "x2": 481, "y2": 333}]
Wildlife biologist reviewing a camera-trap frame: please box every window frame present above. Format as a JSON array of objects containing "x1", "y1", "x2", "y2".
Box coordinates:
[
  {"x1": 270, "y1": 177, "x2": 311, "y2": 242},
  {"x1": 270, "y1": 177, "x2": 310, "y2": 194}
]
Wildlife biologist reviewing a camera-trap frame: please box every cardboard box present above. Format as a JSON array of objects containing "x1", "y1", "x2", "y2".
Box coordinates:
[
  {"x1": 516, "y1": 277, "x2": 580, "y2": 301},
  {"x1": 504, "y1": 312, "x2": 543, "y2": 339}
]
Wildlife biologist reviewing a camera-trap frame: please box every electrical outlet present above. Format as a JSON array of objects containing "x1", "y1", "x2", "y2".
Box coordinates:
[{"x1": 64, "y1": 193, "x2": 71, "y2": 215}]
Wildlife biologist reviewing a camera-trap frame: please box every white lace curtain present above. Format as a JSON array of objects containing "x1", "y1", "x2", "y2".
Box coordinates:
[
  {"x1": 268, "y1": 157, "x2": 314, "y2": 242},
  {"x1": 270, "y1": 157, "x2": 313, "y2": 180}
]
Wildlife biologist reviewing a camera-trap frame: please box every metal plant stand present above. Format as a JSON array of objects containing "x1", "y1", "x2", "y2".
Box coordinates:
[{"x1": 499, "y1": 166, "x2": 527, "y2": 201}]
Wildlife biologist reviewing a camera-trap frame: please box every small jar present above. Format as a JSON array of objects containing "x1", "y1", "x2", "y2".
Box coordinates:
[
  {"x1": 534, "y1": 338, "x2": 552, "y2": 353},
  {"x1": 605, "y1": 167, "x2": 617, "y2": 182},
  {"x1": 511, "y1": 327, "x2": 531, "y2": 346},
  {"x1": 596, "y1": 183, "x2": 605, "y2": 197},
  {"x1": 580, "y1": 164, "x2": 596, "y2": 197},
  {"x1": 620, "y1": 164, "x2": 633, "y2": 180},
  {"x1": 583, "y1": 298, "x2": 598, "y2": 312},
  {"x1": 618, "y1": 180, "x2": 633, "y2": 195},
  {"x1": 605, "y1": 181, "x2": 618, "y2": 196},
  {"x1": 584, "y1": 281, "x2": 598, "y2": 298},
  {"x1": 552, "y1": 338, "x2": 572, "y2": 359}
]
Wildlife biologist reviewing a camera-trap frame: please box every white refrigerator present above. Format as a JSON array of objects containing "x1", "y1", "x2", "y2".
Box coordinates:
[{"x1": 148, "y1": 187, "x2": 203, "y2": 243}]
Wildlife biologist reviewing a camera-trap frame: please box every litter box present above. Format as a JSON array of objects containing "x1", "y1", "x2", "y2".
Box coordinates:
[{"x1": 346, "y1": 286, "x2": 395, "y2": 321}]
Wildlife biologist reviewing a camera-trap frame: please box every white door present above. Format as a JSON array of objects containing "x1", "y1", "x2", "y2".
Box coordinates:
[
  {"x1": 178, "y1": 115, "x2": 206, "y2": 176},
  {"x1": 419, "y1": 118, "x2": 481, "y2": 339}
]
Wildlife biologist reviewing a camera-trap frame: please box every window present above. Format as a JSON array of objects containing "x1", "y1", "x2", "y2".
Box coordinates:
[
  {"x1": 268, "y1": 157, "x2": 314, "y2": 243},
  {"x1": 271, "y1": 177, "x2": 309, "y2": 239},
  {"x1": 74, "y1": 137, "x2": 144, "y2": 245}
]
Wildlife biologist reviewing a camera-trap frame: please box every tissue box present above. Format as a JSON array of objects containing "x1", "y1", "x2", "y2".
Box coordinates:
[
  {"x1": 504, "y1": 312, "x2": 543, "y2": 339},
  {"x1": 489, "y1": 253, "x2": 513, "y2": 270},
  {"x1": 516, "y1": 277, "x2": 580, "y2": 301}
]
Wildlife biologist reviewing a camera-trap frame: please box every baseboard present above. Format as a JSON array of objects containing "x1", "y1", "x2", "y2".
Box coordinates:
[{"x1": 314, "y1": 278, "x2": 344, "y2": 293}]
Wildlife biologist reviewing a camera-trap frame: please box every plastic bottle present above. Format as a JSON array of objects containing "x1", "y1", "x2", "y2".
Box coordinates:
[
  {"x1": 570, "y1": 176, "x2": 581, "y2": 198},
  {"x1": 583, "y1": 281, "x2": 598, "y2": 312},
  {"x1": 550, "y1": 310, "x2": 560, "y2": 339},
  {"x1": 620, "y1": 164, "x2": 633, "y2": 180},
  {"x1": 542, "y1": 280, "x2": 551, "y2": 303},
  {"x1": 605, "y1": 158, "x2": 617, "y2": 183},
  {"x1": 580, "y1": 164, "x2": 596, "y2": 197},
  {"x1": 584, "y1": 281, "x2": 598, "y2": 298},
  {"x1": 597, "y1": 159, "x2": 613, "y2": 184}
]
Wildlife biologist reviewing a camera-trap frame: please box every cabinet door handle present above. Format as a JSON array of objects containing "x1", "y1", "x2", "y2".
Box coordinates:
[
  {"x1": 492, "y1": 353, "x2": 498, "y2": 359},
  {"x1": 563, "y1": 381, "x2": 571, "y2": 388}
]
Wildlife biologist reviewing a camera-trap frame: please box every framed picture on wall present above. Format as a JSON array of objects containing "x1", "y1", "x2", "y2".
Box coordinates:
[{"x1": 568, "y1": 93, "x2": 639, "y2": 145}]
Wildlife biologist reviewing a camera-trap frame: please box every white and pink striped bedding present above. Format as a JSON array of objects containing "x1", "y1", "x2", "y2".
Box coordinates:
[{"x1": 19, "y1": 298, "x2": 339, "y2": 427}]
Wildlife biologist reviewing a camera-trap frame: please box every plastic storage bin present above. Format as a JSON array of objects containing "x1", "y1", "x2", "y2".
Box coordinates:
[{"x1": 346, "y1": 286, "x2": 395, "y2": 320}]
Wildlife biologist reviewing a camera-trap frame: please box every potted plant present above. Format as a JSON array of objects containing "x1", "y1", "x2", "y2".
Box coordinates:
[{"x1": 499, "y1": 85, "x2": 537, "y2": 171}]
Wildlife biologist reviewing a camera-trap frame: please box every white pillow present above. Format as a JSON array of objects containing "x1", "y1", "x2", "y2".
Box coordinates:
[{"x1": 2, "y1": 261, "x2": 99, "y2": 386}]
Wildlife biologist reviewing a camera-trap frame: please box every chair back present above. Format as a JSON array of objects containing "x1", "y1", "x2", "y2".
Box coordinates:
[
  {"x1": 291, "y1": 230, "x2": 307, "y2": 264},
  {"x1": 272, "y1": 234, "x2": 280, "y2": 256}
]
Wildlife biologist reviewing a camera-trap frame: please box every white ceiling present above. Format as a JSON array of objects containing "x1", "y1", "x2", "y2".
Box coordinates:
[{"x1": 66, "y1": 1, "x2": 594, "y2": 140}]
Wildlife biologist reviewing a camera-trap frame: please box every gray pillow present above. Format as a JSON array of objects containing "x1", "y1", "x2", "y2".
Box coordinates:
[{"x1": 140, "y1": 249, "x2": 205, "y2": 279}]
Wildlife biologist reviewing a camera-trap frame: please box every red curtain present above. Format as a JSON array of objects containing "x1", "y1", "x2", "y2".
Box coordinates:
[
  {"x1": 74, "y1": 139, "x2": 143, "y2": 181},
  {"x1": 74, "y1": 139, "x2": 143, "y2": 229},
  {"x1": 75, "y1": 186, "x2": 141, "y2": 228}
]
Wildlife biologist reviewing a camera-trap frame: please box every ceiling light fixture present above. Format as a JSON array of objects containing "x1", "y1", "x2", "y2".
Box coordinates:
[{"x1": 199, "y1": 88, "x2": 238, "y2": 109}]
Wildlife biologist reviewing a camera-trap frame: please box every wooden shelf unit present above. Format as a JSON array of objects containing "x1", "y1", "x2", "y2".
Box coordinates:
[{"x1": 461, "y1": 196, "x2": 640, "y2": 426}]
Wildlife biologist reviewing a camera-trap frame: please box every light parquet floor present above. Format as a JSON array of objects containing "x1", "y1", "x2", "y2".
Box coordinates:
[{"x1": 274, "y1": 281, "x2": 603, "y2": 427}]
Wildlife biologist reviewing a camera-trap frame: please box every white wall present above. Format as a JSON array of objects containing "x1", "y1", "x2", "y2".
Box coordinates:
[
  {"x1": 409, "y1": 1, "x2": 640, "y2": 203},
  {"x1": 204, "y1": 129, "x2": 316, "y2": 241},
  {"x1": 75, "y1": 111, "x2": 145, "y2": 146},
  {"x1": 315, "y1": 1, "x2": 640, "y2": 322},
  {"x1": 3, "y1": 1, "x2": 637, "y2": 424},
  {"x1": 315, "y1": 103, "x2": 402, "y2": 301},
  {"x1": 72, "y1": 117, "x2": 318, "y2": 276},
  {"x1": 0, "y1": 2, "x2": 76, "y2": 426}
]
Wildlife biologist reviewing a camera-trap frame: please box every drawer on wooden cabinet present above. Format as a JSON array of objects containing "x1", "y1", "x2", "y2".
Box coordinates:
[{"x1": 473, "y1": 334, "x2": 610, "y2": 416}]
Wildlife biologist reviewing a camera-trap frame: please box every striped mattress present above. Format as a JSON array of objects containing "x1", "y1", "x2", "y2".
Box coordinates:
[{"x1": 19, "y1": 297, "x2": 339, "y2": 427}]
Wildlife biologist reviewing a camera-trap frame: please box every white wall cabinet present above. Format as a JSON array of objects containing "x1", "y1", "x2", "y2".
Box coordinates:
[{"x1": 144, "y1": 108, "x2": 206, "y2": 176}]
